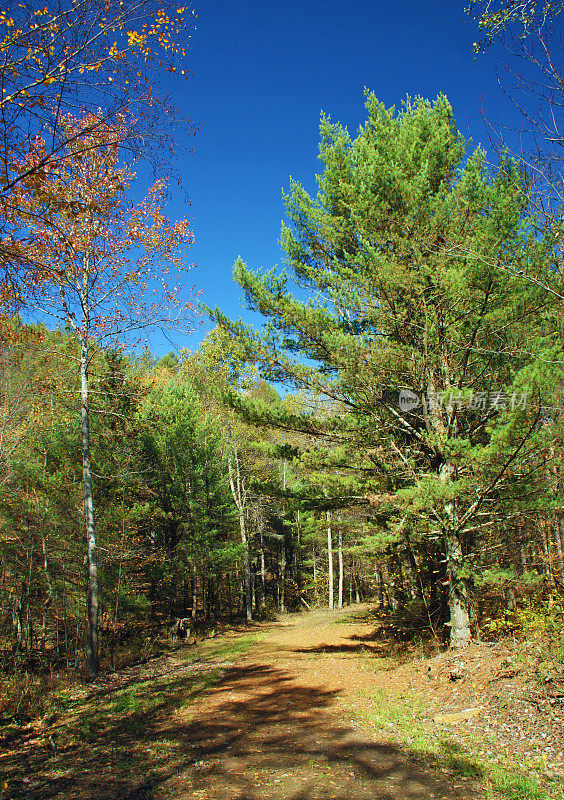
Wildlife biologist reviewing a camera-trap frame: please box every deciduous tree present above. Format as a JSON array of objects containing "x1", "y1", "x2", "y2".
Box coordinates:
[
  {"x1": 0, "y1": 0, "x2": 195, "y2": 293},
  {"x1": 16, "y1": 112, "x2": 193, "y2": 673}
]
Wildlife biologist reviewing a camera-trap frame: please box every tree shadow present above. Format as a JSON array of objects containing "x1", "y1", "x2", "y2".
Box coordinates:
[
  {"x1": 292, "y1": 628, "x2": 391, "y2": 656},
  {"x1": 1, "y1": 658, "x2": 479, "y2": 800},
  {"x1": 292, "y1": 642, "x2": 376, "y2": 654}
]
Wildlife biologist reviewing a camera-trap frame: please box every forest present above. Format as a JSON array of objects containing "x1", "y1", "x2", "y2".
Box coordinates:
[{"x1": 0, "y1": 0, "x2": 563, "y2": 771}]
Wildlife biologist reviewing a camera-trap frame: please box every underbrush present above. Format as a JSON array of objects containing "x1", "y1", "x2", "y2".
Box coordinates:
[
  {"x1": 0, "y1": 670, "x2": 64, "y2": 731},
  {"x1": 477, "y1": 593, "x2": 564, "y2": 691},
  {"x1": 476, "y1": 579, "x2": 564, "y2": 650},
  {"x1": 0, "y1": 624, "x2": 261, "y2": 739},
  {"x1": 337, "y1": 589, "x2": 564, "y2": 671}
]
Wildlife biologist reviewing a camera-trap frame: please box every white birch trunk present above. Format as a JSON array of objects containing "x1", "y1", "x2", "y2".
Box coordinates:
[
  {"x1": 228, "y1": 452, "x2": 252, "y2": 622},
  {"x1": 337, "y1": 516, "x2": 343, "y2": 609},
  {"x1": 260, "y1": 526, "x2": 266, "y2": 611},
  {"x1": 327, "y1": 510, "x2": 334, "y2": 610},
  {"x1": 312, "y1": 542, "x2": 318, "y2": 603},
  {"x1": 81, "y1": 337, "x2": 99, "y2": 674},
  {"x1": 555, "y1": 514, "x2": 564, "y2": 583}
]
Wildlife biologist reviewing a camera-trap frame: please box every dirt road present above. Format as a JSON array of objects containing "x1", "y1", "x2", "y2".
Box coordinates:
[{"x1": 1, "y1": 608, "x2": 486, "y2": 800}]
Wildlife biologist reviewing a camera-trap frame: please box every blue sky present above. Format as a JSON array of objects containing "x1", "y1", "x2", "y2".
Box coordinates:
[{"x1": 159, "y1": 0, "x2": 521, "y2": 354}]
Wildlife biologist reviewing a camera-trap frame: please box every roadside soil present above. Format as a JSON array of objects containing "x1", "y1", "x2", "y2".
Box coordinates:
[{"x1": 0, "y1": 606, "x2": 536, "y2": 800}]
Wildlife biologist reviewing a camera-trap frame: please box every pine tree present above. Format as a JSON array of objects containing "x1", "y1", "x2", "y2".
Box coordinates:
[{"x1": 211, "y1": 92, "x2": 560, "y2": 647}]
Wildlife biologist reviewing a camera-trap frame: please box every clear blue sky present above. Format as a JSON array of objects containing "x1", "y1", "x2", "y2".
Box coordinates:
[{"x1": 159, "y1": 0, "x2": 519, "y2": 353}]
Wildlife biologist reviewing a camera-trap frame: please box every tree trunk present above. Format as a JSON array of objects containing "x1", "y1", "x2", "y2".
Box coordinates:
[
  {"x1": 337, "y1": 517, "x2": 343, "y2": 610},
  {"x1": 520, "y1": 538, "x2": 528, "y2": 571},
  {"x1": 295, "y1": 509, "x2": 302, "y2": 592},
  {"x1": 241, "y1": 528, "x2": 252, "y2": 622},
  {"x1": 13, "y1": 581, "x2": 26, "y2": 657},
  {"x1": 375, "y1": 567, "x2": 383, "y2": 608},
  {"x1": 504, "y1": 584, "x2": 517, "y2": 611},
  {"x1": 312, "y1": 542, "x2": 318, "y2": 603},
  {"x1": 260, "y1": 525, "x2": 266, "y2": 611},
  {"x1": 548, "y1": 448, "x2": 564, "y2": 584},
  {"x1": 228, "y1": 452, "x2": 252, "y2": 622},
  {"x1": 40, "y1": 532, "x2": 54, "y2": 652},
  {"x1": 440, "y1": 463, "x2": 471, "y2": 648},
  {"x1": 327, "y1": 510, "x2": 334, "y2": 610},
  {"x1": 541, "y1": 520, "x2": 552, "y2": 579},
  {"x1": 279, "y1": 543, "x2": 286, "y2": 613},
  {"x1": 81, "y1": 338, "x2": 99, "y2": 675},
  {"x1": 554, "y1": 514, "x2": 564, "y2": 583},
  {"x1": 226, "y1": 571, "x2": 233, "y2": 620},
  {"x1": 191, "y1": 564, "x2": 197, "y2": 619},
  {"x1": 403, "y1": 533, "x2": 420, "y2": 600}
]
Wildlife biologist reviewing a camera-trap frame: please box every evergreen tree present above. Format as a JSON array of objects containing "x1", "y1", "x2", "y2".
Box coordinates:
[
  {"x1": 137, "y1": 378, "x2": 238, "y2": 621},
  {"x1": 211, "y1": 92, "x2": 560, "y2": 647}
]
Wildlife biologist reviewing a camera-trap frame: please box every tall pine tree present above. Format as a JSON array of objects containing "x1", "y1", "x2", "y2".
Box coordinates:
[{"x1": 212, "y1": 93, "x2": 559, "y2": 647}]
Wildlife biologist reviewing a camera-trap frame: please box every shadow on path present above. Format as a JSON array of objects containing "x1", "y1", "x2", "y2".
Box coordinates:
[{"x1": 1, "y1": 652, "x2": 478, "y2": 800}]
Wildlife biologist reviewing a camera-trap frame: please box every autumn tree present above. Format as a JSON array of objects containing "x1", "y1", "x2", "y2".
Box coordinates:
[
  {"x1": 467, "y1": 1, "x2": 563, "y2": 50},
  {"x1": 15, "y1": 112, "x2": 193, "y2": 673},
  {"x1": 0, "y1": 0, "x2": 195, "y2": 296},
  {"x1": 0, "y1": 0, "x2": 194, "y2": 187}
]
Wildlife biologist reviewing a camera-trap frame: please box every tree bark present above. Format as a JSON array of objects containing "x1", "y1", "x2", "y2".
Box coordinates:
[
  {"x1": 295, "y1": 509, "x2": 302, "y2": 593},
  {"x1": 13, "y1": 581, "x2": 26, "y2": 657},
  {"x1": 37, "y1": 445, "x2": 55, "y2": 653},
  {"x1": 40, "y1": 532, "x2": 54, "y2": 653},
  {"x1": 327, "y1": 510, "x2": 334, "y2": 610},
  {"x1": 440, "y1": 463, "x2": 471, "y2": 648},
  {"x1": 81, "y1": 337, "x2": 99, "y2": 675},
  {"x1": 279, "y1": 542, "x2": 286, "y2": 613},
  {"x1": 375, "y1": 567, "x2": 383, "y2": 608},
  {"x1": 554, "y1": 513, "x2": 564, "y2": 583},
  {"x1": 259, "y1": 524, "x2": 266, "y2": 611},
  {"x1": 337, "y1": 516, "x2": 343, "y2": 610},
  {"x1": 541, "y1": 520, "x2": 552, "y2": 579},
  {"x1": 312, "y1": 542, "x2": 318, "y2": 603},
  {"x1": 228, "y1": 451, "x2": 252, "y2": 622},
  {"x1": 191, "y1": 563, "x2": 197, "y2": 619}
]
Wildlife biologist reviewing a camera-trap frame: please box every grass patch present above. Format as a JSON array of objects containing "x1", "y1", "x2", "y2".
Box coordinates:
[
  {"x1": 17, "y1": 631, "x2": 262, "y2": 751},
  {"x1": 350, "y1": 688, "x2": 552, "y2": 800},
  {"x1": 334, "y1": 608, "x2": 381, "y2": 624},
  {"x1": 204, "y1": 632, "x2": 264, "y2": 661},
  {"x1": 488, "y1": 765, "x2": 545, "y2": 800}
]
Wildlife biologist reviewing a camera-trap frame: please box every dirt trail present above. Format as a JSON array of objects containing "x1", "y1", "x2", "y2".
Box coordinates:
[
  {"x1": 1, "y1": 608, "x2": 487, "y2": 800},
  {"x1": 162, "y1": 609, "x2": 483, "y2": 800}
]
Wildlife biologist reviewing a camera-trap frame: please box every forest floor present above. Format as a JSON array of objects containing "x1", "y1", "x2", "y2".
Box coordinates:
[{"x1": 1, "y1": 605, "x2": 563, "y2": 800}]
